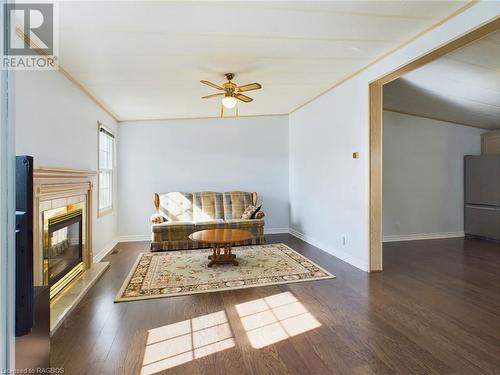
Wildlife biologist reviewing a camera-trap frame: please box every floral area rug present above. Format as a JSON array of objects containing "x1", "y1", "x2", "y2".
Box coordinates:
[{"x1": 115, "y1": 243, "x2": 335, "y2": 302}]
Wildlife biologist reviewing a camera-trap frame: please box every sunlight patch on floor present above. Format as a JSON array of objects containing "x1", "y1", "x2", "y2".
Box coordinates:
[
  {"x1": 235, "y1": 291, "x2": 321, "y2": 349},
  {"x1": 141, "y1": 310, "x2": 235, "y2": 375}
]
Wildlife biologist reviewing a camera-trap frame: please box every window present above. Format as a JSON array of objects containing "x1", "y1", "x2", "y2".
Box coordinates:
[{"x1": 98, "y1": 123, "x2": 114, "y2": 216}]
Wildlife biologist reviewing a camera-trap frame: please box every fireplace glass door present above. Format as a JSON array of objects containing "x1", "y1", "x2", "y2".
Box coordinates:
[{"x1": 46, "y1": 211, "x2": 83, "y2": 287}]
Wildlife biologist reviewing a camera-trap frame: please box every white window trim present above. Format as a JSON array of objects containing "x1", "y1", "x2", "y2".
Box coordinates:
[{"x1": 97, "y1": 122, "x2": 115, "y2": 217}]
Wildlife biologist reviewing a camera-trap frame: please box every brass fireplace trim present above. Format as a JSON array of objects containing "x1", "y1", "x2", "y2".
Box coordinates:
[
  {"x1": 50, "y1": 262, "x2": 84, "y2": 299},
  {"x1": 47, "y1": 208, "x2": 82, "y2": 227},
  {"x1": 43, "y1": 202, "x2": 87, "y2": 298}
]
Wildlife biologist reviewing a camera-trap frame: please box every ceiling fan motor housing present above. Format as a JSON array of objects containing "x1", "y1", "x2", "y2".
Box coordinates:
[{"x1": 223, "y1": 82, "x2": 237, "y2": 96}]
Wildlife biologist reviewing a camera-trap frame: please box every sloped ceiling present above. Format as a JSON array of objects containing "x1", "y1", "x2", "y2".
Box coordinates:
[
  {"x1": 384, "y1": 30, "x2": 500, "y2": 130},
  {"x1": 58, "y1": 1, "x2": 471, "y2": 121}
]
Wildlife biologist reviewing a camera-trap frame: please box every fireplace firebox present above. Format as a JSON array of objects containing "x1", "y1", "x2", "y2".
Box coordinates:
[{"x1": 44, "y1": 208, "x2": 84, "y2": 298}]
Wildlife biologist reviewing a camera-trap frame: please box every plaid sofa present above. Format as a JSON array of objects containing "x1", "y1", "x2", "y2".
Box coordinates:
[{"x1": 150, "y1": 191, "x2": 265, "y2": 251}]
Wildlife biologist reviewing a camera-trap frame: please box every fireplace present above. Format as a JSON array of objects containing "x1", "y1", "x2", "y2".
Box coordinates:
[
  {"x1": 43, "y1": 204, "x2": 86, "y2": 299},
  {"x1": 33, "y1": 167, "x2": 110, "y2": 334}
]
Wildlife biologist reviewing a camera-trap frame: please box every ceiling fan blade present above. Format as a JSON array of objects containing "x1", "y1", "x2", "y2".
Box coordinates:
[
  {"x1": 237, "y1": 83, "x2": 262, "y2": 92},
  {"x1": 200, "y1": 80, "x2": 224, "y2": 90},
  {"x1": 235, "y1": 93, "x2": 253, "y2": 103},
  {"x1": 202, "y1": 93, "x2": 224, "y2": 99}
]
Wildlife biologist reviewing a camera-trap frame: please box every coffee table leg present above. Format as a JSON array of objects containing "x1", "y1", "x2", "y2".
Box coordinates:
[
  {"x1": 226, "y1": 244, "x2": 238, "y2": 266},
  {"x1": 208, "y1": 245, "x2": 218, "y2": 267},
  {"x1": 207, "y1": 243, "x2": 238, "y2": 266}
]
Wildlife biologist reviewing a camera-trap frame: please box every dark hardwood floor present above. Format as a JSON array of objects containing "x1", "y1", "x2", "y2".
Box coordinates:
[{"x1": 51, "y1": 235, "x2": 500, "y2": 375}]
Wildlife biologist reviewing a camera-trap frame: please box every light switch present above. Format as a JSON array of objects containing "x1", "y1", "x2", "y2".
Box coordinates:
[{"x1": 352, "y1": 152, "x2": 359, "y2": 159}]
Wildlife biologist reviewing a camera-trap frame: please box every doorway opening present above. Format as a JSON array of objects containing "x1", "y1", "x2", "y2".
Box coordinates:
[{"x1": 369, "y1": 18, "x2": 500, "y2": 272}]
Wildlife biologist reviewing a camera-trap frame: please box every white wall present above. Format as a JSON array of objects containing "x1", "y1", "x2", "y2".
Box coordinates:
[
  {"x1": 289, "y1": 78, "x2": 369, "y2": 270},
  {"x1": 383, "y1": 111, "x2": 484, "y2": 241},
  {"x1": 118, "y1": 116, "x2": 289, "y2": 238},
  {"x1": 15, "y1": 71, "x2": 119, "y2": 259},
  {"x1": 289, "y1": 3, "x2": 498, "y2": 271}
]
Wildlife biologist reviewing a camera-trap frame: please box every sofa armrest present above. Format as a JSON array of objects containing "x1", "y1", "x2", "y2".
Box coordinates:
[
  {"x1": 254, "y1": 211, "x2": 265, "y2": 219},
  {"x1": 151, "y1": 213, "x2": 165, "y2": 224}
]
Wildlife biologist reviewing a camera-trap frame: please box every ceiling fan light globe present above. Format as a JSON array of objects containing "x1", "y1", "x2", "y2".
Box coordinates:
[{"x1": 221, "y1": 96, "x2": 237, "y2": 109}]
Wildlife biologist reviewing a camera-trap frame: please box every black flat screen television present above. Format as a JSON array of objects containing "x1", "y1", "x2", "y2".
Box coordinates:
[{"x1": 15, "y1": 155, "x2": 34, "y2": 336}]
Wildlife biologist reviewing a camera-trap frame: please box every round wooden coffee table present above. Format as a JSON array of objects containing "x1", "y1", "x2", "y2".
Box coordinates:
[{"x1": 189, "y1": 229, "x2": 253, "y2": 267}]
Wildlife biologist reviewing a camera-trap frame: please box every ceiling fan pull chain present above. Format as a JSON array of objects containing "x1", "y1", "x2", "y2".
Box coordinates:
[{"x1": 220, "y1": 103, "x2": 224, "y2": 118}]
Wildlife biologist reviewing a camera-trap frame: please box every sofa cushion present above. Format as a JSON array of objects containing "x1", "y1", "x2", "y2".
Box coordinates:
[
  {"x1": 158, "y1": 192, "x2": 193, "y2": 222},
  {"x1": 225, "y1": 218, "x2": 265, "y2": 237},
  {"x1": 193, "y1": 220, "x2": 227, "y2": 231},
  {"x1": 152, "y1": 221, "x2": 195, "y2": 242},
  {"x1": 152, "y1": 220, "x2": 193, "y2": 229},
  {"x1": 223, "y1": 192, "x2": 255, "y2": 220},
  {"x1": 192, "y1": 192, "x2": 224, "y2": 222}
]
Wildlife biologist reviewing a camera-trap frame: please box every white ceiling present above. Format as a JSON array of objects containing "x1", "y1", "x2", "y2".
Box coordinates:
[
  {"x1": 384, "y1": 30, "x2": 500, "y2": 130},
  {"x1": 58, "y1": 1, "x2": 470, "y2": 121}
]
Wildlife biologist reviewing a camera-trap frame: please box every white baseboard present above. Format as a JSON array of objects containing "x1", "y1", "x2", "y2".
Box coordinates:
[
  {"x1": 383, "y1": 231, "x2": 465, "y2": 243},
  {"x1": 289, "y1": 228, "x2": 305, "y2": 241},
  {"x1": 118, "y1": 234, "x2": 151, "y2": 242},
  {"x1": 289, "y1": 228, "x2": 368, "y2": 272},
  {"x1": 93, "y1": 237, "x2": 119, "y2": 262},
  {"x1": 265, "y1": 228, "x2": 290, "y2": 234}
]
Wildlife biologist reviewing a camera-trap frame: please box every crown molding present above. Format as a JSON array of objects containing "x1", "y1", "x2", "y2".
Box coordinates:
[
  {"x1": 118, "y1": 113, "x2": 288, "y2": 123},
  {"x1": 57, "y1": 66, "x2": 120, "y2": 122}
]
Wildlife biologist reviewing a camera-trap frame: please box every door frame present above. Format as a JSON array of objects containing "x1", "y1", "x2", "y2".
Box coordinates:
[
  {"x1": 0, "y1": 0, "x2": 16, "y2": 368},
  {"x1": 0, "y1": 71, "x2": 15, "y2": 370},
  {"x1": 369, "y1": 17, "x2": 500, "y2": 272}
]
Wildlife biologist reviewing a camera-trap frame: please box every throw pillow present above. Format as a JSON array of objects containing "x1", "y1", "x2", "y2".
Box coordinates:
[
  {"x1": 251, "y1": 204, "x2": 262, "y2": 219},
  {"x1": 241, "y1": 205, "x2": 257, "y2": 220}
]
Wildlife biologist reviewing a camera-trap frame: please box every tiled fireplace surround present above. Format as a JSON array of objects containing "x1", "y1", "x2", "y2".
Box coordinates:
[{"x1": 34, "y1": 168, "x2": 109, "y2": 334}]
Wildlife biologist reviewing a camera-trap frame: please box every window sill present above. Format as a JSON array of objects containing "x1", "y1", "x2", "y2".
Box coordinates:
[{"x1": 98, "y1": 207, "x2": 113, "y2": 218}]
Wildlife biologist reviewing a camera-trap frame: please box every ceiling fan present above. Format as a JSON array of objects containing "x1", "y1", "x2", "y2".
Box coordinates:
[{"x1": 201, "y1": 73, "x2": 262, "y2": 116}]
